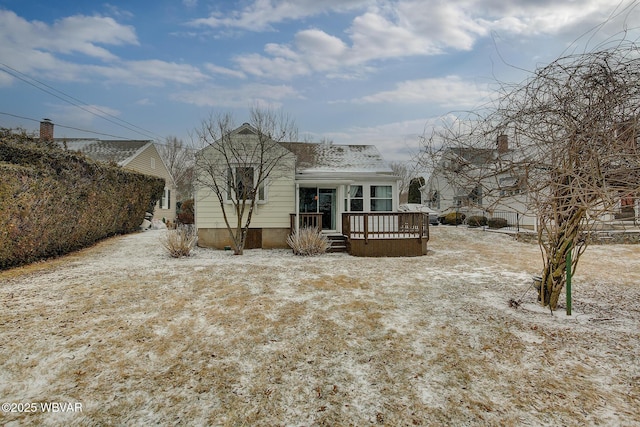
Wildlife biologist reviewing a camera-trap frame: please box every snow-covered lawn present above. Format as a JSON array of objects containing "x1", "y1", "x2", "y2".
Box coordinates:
[{"x1": 1, "y1": 226, "x2": 639, "y2": 426}]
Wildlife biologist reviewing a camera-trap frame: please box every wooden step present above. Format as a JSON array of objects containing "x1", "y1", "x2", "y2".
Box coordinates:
[{"x1": 326, "y1": 234, "x2": 348, "y2": 253}]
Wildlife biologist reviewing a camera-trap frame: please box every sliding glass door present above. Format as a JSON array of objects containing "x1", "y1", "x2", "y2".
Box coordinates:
[{"x1": 299, "y1": 187, "x2": 336, "y2": 230}]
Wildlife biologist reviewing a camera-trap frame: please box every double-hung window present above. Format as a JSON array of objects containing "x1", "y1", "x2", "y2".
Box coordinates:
[
  {"x1": 227, "y1": 166, "x2": 266, "y2": 202},
  {"x1": 370, "y1": 185, "x2": 392, "y2": 211},
  {"x1": 346, "y1": 185, "x2": 364, "y2": 212},
  {"x1": 160, "y1": 188, "x2": 171, "y2": 209}
]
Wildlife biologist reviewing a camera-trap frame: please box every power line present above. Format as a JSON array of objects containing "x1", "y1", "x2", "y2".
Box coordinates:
[
  {"x1": 0, "y1": 63, "x2": 167, "y2": 142},
  {"x1": 0, "y1": 111, "x2": 146, "y2": 140},
  {"x1": 0, "y1": 111, "x2": 39, "y2": 123},
  {"x1": 0, "y1": 111, "x2": 199, "y2": 151}
]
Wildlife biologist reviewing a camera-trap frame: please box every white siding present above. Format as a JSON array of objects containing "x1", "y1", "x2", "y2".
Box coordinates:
[
  {"x1": 196, "y1": 172, "x2": 295, "y2": 229},
  {"x1": 195, "y1": 142, "x2": 296, "y2": 229},
  {"x1": 123, "y1": 143, "x2": 176, "y2": 221}
]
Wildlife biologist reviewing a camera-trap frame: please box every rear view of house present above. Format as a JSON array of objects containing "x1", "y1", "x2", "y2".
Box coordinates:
[{"x1": 195, "y1": 124, "x2": 430, "y2": 256}]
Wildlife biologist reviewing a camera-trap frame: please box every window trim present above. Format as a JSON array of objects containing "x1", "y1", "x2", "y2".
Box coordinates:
[
  {"x1": 225, "y1": 165, "x2": 267, "y2": 204},
  {"x1": 370, "y1": 185, "x2": 393, "y2": 212},
  {"x1": 345, "y1": 185, "x2": 364, "y2": 212},
  {"x1": 160, "y1": 187, "x2": 170, "y2": 210}
]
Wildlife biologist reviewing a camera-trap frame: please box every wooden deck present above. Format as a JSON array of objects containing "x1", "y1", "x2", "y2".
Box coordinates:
[
  {"x1": 290, "y1": 212, "x2": 429, "y2": 256},
  {"x1": 342, "y1": 212, "x2": 429, "y2": 257},
  {"x1": 289, "y1": 213, "x2": 324, "y2": 231}
]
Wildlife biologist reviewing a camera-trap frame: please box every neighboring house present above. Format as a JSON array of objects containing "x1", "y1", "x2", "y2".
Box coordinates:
[
  {"x1": 423, "y1": 133, "x2": 639, "y2": 229},
  {"x1": 195, "y1": 124, "x2": 429, "y2": 256},
  {"x1": 53, "y1": 134, "x2": 176, "y2": 223},
  {"x1": 41, "y1": 119, "x2": 175, "y2": 222},
  {"x1": 422, "y1": 135, "x2": 537, "y2": 228}
]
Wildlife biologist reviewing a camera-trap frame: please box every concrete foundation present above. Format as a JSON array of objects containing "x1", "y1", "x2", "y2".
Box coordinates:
[{"x1": 197, "y1": 227, "x2": 290, "y2": 250}]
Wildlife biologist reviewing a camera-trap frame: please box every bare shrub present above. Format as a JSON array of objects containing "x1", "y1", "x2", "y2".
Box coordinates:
[
  {"x1": 287, "y1": 227, "x2": 330, "y2": 256},
  {"x1": 161, "y1": 225, "x2": 197, "y2": 258}
]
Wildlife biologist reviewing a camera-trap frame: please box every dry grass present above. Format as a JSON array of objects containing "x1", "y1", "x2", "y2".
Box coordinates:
[{"x1": 1, "y1": 227, "x2": 639, "y2": 425}]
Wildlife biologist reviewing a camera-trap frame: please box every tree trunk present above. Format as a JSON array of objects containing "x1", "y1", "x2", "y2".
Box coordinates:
[
  {"x1": 540, "y1": 210, "x2": 582, "y2": 310},
  {"x1": 541, "y1": 246, "x2": 569, "y2": 310},
  {"x1": 233, "y1": 228, "x2": 245, "y2": 255}
]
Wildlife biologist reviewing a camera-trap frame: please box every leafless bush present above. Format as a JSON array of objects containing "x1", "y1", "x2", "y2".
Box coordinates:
[
  {"x1": 161, "y1": 225, "x2": 197, "y2": 258},
  {"x1": 287, "y1": 227, "x2": 330, "y2": 256}
]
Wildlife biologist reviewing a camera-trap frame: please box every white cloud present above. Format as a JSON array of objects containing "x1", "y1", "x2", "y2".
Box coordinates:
[
  {"x1": 322, "y1": 118, "x2": 430, "y2": 162},
  {"x1": 187, "y1": 0, "x2": 368, "y2": 31},
  {"x1": 350, "y1": 76, "x2": 493, "y2": 107},
  {"x1": 394, "y1": 1, "x2": 487, "y2": 51},
  {"x1": 226, "y1": 0, "x2": 640, "y2": 80},
  {"x1": 233, "y1": 52, "x2": 311, "y2": 80},
  {"x1": 0, "y1": 10, "x2": 138, "y2": 62},
  {"x1": 48, "y1": 103, "x2": 122, "y2": 129},
  {"x1": 103, "y1": 4, "x2": 135, "y2": 20},
  {"x1": 205, "y1": 63, "x2": 247, "y2": 79},
  {"x1": 123, "y1": 60, "x2": 209, "y2": 85},
  {"x1": 171, "y1": 83, "x2": 302, "y2": 107},
  {"x1": 295, "y1": 29, "x2": 348, "y2": 68},
  {"x1": 319, "y1": 114, "x2": 466, "y2": 162},
  {"x1": 0, "y1": 10, "x2": 210, "y2": 87}
]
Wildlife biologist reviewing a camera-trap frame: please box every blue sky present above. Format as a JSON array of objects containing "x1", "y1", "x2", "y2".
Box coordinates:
[{"x1": 1, "y1": 0, "x2": 639, "y2": 162}]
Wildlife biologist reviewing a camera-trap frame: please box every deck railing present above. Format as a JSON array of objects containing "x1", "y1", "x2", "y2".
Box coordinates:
[
  {"x1": 342, "y1": 212, "x2": 429, "y2": 243},
  {"x1": 290, "y1": 213, "x2": 324, "y2": 231}
]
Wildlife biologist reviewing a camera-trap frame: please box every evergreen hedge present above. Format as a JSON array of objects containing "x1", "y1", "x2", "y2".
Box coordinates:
[{"x1": 0, "y1": 131, "x2": 164, "y2": 269}]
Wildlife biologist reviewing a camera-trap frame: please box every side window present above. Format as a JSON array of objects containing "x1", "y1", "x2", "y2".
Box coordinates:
[
  {"x1": 160, "y1": 188, "x2": 170, "y2": 209},
  {"x1": 346, "y1": 185, "x2": 363, "y2": 211},
  {"x1": 226, "y1": 166, "x2": 265, "y2": 202},
  {"x1": 370, "y1": 185, "x2": 392, "y2": 211}
]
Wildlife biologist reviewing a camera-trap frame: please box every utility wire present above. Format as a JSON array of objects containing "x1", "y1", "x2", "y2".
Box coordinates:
[
  {"x1": 0, "y1": 63, "x2": 166, "y2": 142},
  {"x1": 0, "y1": 111, "x2": 199, "y2": 151},
  {"x1": 0, "y1": 111, "x2": 144, "y2": 140}
]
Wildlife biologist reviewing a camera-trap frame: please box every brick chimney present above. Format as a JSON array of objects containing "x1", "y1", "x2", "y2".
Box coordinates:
[
  {"x1": 497, "y1": 134, "x2": 508, "y2": 154},
  {"x1": 40, "y1": 118, "x2": 54, "y2": 142}
]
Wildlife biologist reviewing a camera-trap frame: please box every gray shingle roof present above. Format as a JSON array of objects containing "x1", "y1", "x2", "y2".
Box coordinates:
[
  {"x1": 280, "y1": 142, "x2": 392, "y2": 173},
  {"x1": 56, "y1": 139, "x2": 151, "y2": 164}
]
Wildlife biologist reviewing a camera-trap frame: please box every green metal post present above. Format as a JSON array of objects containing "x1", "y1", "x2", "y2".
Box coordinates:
[{"x1": 566, "y1": 244, "x2": 572, "y2": 316}]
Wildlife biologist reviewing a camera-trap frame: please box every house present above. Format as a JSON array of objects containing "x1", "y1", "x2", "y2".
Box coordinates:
[
  {"x1": 195, "y1": 123, "x2": 429, "y2": 256},
  {"x1": 43, "y1": 120, "x2": 176, "y2": 223},
  {"x1": 423, "y1": 132, "x2": 639, "y2": 230},
  {"x1": 421, "y1": 135, "x2": 532, "y2": 225}
]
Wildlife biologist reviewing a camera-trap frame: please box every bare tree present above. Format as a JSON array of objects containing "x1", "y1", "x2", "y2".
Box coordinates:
[
  {"x1": 159, "y1": 136, "x2": 195, "y2": 202},
  {"x1": 195, "y1": 106, "x2": 297, "y2": 255},
  {"x1": 423, "y1": 42, "x2": 640, "y2": 310}
]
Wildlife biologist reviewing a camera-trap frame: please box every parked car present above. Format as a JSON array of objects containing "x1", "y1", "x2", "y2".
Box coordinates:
[{"x1": 398, "y1": 204, "x2": 440, "y2": 225}]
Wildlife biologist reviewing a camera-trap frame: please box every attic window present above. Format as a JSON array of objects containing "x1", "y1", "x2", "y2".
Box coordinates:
[{"x1": 151, "y1": 157, "x2": 156, "y2": 169}]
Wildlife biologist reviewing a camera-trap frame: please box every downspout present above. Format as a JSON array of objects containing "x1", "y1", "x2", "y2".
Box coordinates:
[{"x1": 295, "y1": 182, "x2": 299, "y2": 234}]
